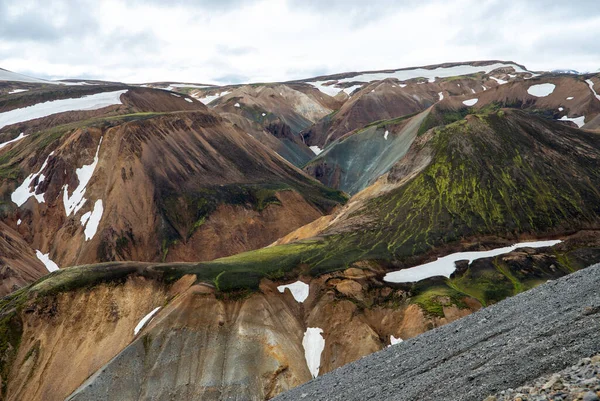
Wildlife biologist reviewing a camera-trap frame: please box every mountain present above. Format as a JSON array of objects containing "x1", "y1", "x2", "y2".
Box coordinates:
[
  {"x1": 0, "y1": 84, "x2": 345, "y2": 293},
  {"x1": 274, "y1": 263, "x2": 600, "y2": 401},
  {"x1": 1, "y1": 61, "x2": 600, "y2": 401}
]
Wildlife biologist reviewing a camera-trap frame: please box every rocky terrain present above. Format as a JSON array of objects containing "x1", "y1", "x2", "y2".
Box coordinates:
[
  {"x1": 486, "y1": 354, "x2": 600, "y2": 401},
  {"x1": 275, "y1": 263, "x2": 600, "y2": 401},
  {"x1": 1, "y1": 61, "x2": 600, "y2": 400}
]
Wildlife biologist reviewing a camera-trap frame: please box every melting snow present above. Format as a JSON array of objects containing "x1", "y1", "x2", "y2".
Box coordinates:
[
  {"x1": 309, "y1": 81, "x2": 344, "y2": 97},
  {"x1": 35, "y1": 250, "x2": 59, "y2": 272},
  {"x1": 559, "y1": 115, "x2": 586, "y2": 128},
  {"x1": 0, "y1": 132, "x2": 27, "y2": 150},
  {"x1": 527, "y1": 83, "x2": 556, "y2": 97},
  {"x1": 310, "y1": 146, "x2": 323, "y2": 155},
  {"x1": 390, "y1": 335, "x2": 403, "y2": 346},
  {"x1": 384, "y1": 240, "x2": 562, "y2": 283},
  {"x1": 334, "y1": 63, "x2": 530, "y2": 85},
  {"x1": 196, "y1": 91, "x2": 231, "y2": 105},
  {"x1": 463, "y1": 98, "x2": 478, "y2": 106},
  {"x1": 63, "y1": 137, "x2": 103, "y2": 216},
  {"x1": 303, "y1": 327, "x2": 325, "y2": 378},
  {"x1": 343, "y1": 85, "x2": 362, "y2": 95},
  {"x1": 11, "y1": 152, "x2": 54, "y2": 206},
  {"x1": 585, "y1": 79, "x2": 600, "y2": 101},
  {"x1": 234, "y1": 102, "x2": 241, "y2": 107},
  {"x1": 170, "y1": 83, "x2": 211, "y2": 89},
  {"x1": 438, "y1": 92, "x2": 444, "y2": 101},
  {"x1": 384, "y1": 130, "x2": 389, "y2": 140},
  {"x1": 490, "y1": 76, "x2": 508, "y2": 85},
  {"x1": 81, "y1": 199, "x2": 103, "y2": 241},
  {"x1": 134, "y1": 307, "x2": 161, "y2": 335},
  {"x1": 277, "y1": 281, "x2": 310, "y2": 303},
  {"x1": 0, "y1": 90, "x2": 127, "y2": 130},
  {"x1": 8, "y1": 89, "x2": 28, "y2": 94}
]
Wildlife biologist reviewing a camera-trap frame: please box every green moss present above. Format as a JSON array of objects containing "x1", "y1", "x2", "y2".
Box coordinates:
[{"x1": 410, "y1": 284, "x2": 468, "y2": 317}]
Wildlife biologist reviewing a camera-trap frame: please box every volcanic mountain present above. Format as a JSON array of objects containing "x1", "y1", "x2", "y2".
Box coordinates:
[
  {"x1": 0, "y1": 62, "x2": 599, "y2": 401},
  {"x1": 0, "y1": 82, "x2": 345, "y2": 293}
]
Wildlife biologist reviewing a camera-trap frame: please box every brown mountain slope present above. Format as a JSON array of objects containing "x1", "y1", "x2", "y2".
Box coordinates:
[
  {"x1": 0, "y1": 94, "x2": 345, "y2": 288},
  {"x1": 207, "y1": 83, "x2": 342, "y2": 166},
  {"x1": 300, "y1": 63, "x2": 535, "y2": 147},
  {"x1": 0, "y1": 222, "x2": 46, "y2": 297}
]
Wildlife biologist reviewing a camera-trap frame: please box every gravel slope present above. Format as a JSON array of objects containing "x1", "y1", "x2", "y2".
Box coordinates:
[{"x1": 275, "y1": 264, "x2": 600, "y2": 401}]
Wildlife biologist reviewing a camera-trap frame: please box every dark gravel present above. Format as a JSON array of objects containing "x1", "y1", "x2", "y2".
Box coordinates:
[
  {"x1": 489, "y1": 353, "x2": 600, "y2": 400},
  {"x1": 275, "y1": 263, "x2": 600, "y2": 401}
]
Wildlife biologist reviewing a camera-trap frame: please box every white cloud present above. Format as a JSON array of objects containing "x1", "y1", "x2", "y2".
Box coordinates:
[{"x1": 0, "y1": 0, "x2": 598, "y2": 84}]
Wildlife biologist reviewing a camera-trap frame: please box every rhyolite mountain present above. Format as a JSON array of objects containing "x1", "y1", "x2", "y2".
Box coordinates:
[
  {"x1": 0, "y1": 83, "x2": 345, "y2": 292},
  {"x1": 0, "y1": 61, "x2": 599, "y2": 401}
]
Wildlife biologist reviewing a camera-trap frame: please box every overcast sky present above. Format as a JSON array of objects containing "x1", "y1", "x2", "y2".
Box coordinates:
[{"x1": 1, "y1": 0, "x2": 599, "y2": 84}]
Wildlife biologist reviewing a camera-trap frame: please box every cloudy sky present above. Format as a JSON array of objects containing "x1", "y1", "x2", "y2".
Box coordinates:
[{"x1": 1, "y1": 0, "x2": 599, "y2": 84}]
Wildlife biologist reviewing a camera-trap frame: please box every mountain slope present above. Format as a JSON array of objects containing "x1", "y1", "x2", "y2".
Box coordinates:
[
  {"x1": 0, "y1": 86, "x2": 345, "y2": 286},
  {"x1": 1, "y1": 231, "x2": 597, "y2": 401},
  {"x1": 274, "y1": 263, "x2": 600, "y2": 401}
]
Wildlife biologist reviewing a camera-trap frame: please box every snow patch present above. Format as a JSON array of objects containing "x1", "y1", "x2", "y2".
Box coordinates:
[
  {"x1": 8, "y1": 89, "x2": 28, "y2": 94},
  {"x1": 234, "y1": 102, "x2": 240, "y2": 107},
  {"x1": 310, "y1": 146, "x2": 323, "y2": 155},
  {"x1": 566, "y1": 96, "x2": 574, "y2": 100},
  {"x1": 490, "y1": 76, "x2": 508, "y2": 85},
  {"x1": 17, "y1": 219, "x2": 21, "y2": 225},
  {"x1": 463, "y1": 98, "x2": 478, "y2": 106},
  {"x1": 36, "y1": 250, "x2": 59, "y2": 272},
  {"x1": 277, "y1": 281, "x2": 310, "y2": 303},
  {"x1": 11, "y1": 152, "x2": 54, "y2": 206},
  {"x1": 0, "y1": 90, "x2": 127, "y2": 130},
  {"x1": 262, "y1": 113, "x2": 266, "y2": 117},
  {"x1": 134, "y1": 307, "x2": 161, "y2": 335},
  {"x1": 342, "y1": 85, "x2": 362, "y2": 95},
  {"x1": 184, "y1": 98, "x2": 193, "y2": 103},
  {"x1": 170, "y1": 93, "x2": 181, "y2": 98},
  {"x1": 384, "y1": 240, "x2": 562, "y2": 283},
  {"x1": 196, "y1": 91, "x2": 230, "y2": 105},
  {"x1": 438, "y1": 92, "x2": 444, "y2": 101},
  {"x1": 390, "y1": 335, "x2": 403, "y2": 346},
  {"x1": 0, "y1": 132, "x2": 27, "y2": 150},
  {"x1": 558, "y1": 107, "x2": 564, "y2": 111},
  {"x1": 81, "y1": 199, "x2": 103, "y2": 241},
  {"x1": 309, "y1": 81, "x2": 343, "y2": 97},
  {"x1": 384, "y1": 130, "x2": 389, "y2": 140},
  {"x1": 527, "y1": 83, "x2": 556, "y2": 97},
  {"x1": 330, "y1": 63, "x2": 528, "y2": 85},
  {"x1": 63, "y1": 137, "x2": 103, "y2": 216},
  {"x1": 399, "y1": 84, "x2": 407, "y2": 88},
  {"x1": 559, "y1": 115, "x2": 586, "y2": 128},
  {"x1": 303, "y1": 328, "x2": 325, "y2": 378},
  {"x1": 170, "y1": 83, "x2": 211, "y2": 89},
  {"x1": 482, "y1": 85, "x2": 487, "y2": 91},
  {"x1": 585, "y1": 79, "x2": 600, "y2": 101}
]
